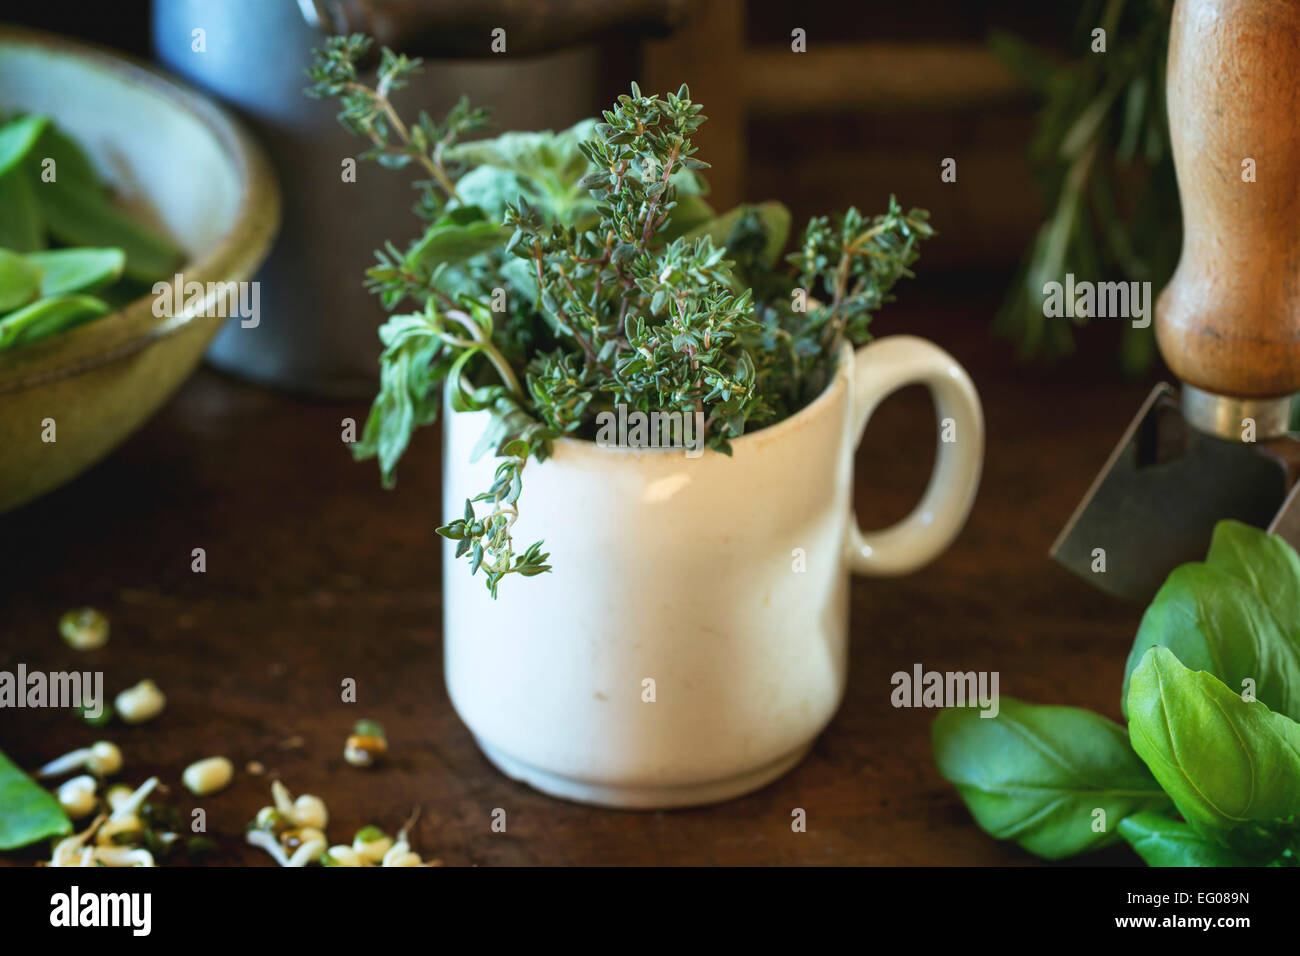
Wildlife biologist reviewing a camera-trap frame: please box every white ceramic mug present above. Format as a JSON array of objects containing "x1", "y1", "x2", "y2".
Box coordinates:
[{"x1": 443, "y1": 336, "x2": 983, "y2": 808}]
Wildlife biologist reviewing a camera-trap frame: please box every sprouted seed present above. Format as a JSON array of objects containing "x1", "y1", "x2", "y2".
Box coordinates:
[
  {"x1": 35, "y1": 740, "x2": 122, "y2": 778},
  {"x1": 59, "y1": 607, "x2": 109, "y2": 650},
  {"x1": 56, "y1": 775, "x2": 98, "y2": 818},
  {"x1": 344, "y1": 719, "x2": 388, "y2": 767},
  {"x1": 115, "y1": 679, "x2": 166, "y2": 724},
  {"x1": 182, "y1": 756, "x2": 233, "y2": 796}
]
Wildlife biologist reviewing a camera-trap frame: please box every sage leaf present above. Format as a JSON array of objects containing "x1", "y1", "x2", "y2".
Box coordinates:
[
  {"x1": 27, "y1": 247, "x2": 127, "y2": 296},
  {"x1": 1118, "y1": 812, "x2": 1269, "y2": 867},
  {"x1": 445, "y1": 119, "x2": 597, "y2": 180},
  {"x1": 682, "y1": 201, "x2": 792, "y2": 268},
  {"x1": 36, "y1": 178, "x2": 182, "y2": 282},
  {"x1": 655, "y1": 193, "x2": 716, "y2": 241},
  {"x1": 0, "y1": 114, "x2": 49, "y2": 177},
  {"x1": 932, "y1": 697, "x2": 1170, "y2": 859},
  {"x1": 0, "y1": 247, "x2": 44, "y2": 312},
  {"x1": 1127, "y1": 646, "x2": 1300, "y2": 844},
  {"x1": 405, "y1": 216, "x2": 509, "y2": 276},
  {"x1": 0, "y1": 293, "x2": 110, "y2": 350},
  {"x1": 0, "y1": 747, "x2": 71, "y2": 849},
  {"x1": 1122, "y1": 521, "x2": 1300, "y2": 722},
  {"x1": 0, "y1": 167, "x2": 44, "y2": 251}
]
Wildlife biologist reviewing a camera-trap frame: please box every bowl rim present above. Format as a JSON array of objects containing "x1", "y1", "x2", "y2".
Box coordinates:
[{"x1": 0, "y1": 24, "x2": 280, "y2": 394}]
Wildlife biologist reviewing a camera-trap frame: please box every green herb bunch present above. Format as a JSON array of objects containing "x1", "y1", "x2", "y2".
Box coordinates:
[
  {"x1": 992, "y1": 0, "x2": 1176, "y2": 375},
  {"x1": 934, "y1": 520, "x2": 1300, "y2": 866},
  {"x1": 308, "y1": 36, "x2": 931, "y2": 597}
]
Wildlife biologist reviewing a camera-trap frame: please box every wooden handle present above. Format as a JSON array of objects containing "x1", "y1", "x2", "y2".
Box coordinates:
[{"x1": 1157, "y1": 0, "x2": 1300, "y2": 398}]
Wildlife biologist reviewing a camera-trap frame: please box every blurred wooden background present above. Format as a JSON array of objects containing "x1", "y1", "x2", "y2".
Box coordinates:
[
  {"x1": 640, "y1": 0, "x2": 1072, "y2": 272},
  {"x1": 8, "y1": 0, "x2": 1082, "y2": 277}
]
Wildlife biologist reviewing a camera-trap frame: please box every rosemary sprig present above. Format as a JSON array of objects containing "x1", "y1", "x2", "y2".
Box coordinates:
[{"x1": 992, "y1": 0, "x2": 1177, "y2": 375}]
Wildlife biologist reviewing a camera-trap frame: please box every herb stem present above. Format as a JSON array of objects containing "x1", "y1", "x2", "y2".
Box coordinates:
[{"x1": 445, "y1": 309, "x2": 525, "y2": 398}]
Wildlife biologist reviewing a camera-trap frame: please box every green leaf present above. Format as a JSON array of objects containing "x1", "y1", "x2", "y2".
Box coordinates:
[
  {"x1": 1127, "y1": 646, "x2": 1300, "y2": 845},
  {"x1": 656, "y1": 193, "x2": 715, "y2": 242},
  {"x1": 0, "y1": 247, "x2": 44, "y2": 312},
  {"x1": 405, "y1": 214, "x2": 508, "y2": 275},
  {"x1": 1122, "y1": 521, "x2": 1300, "y2": 722},
  {"x1": 1206, "y1": 519, "x2": 1300, "y2": 637},
  {"x1": 24, "y1": 120, "x2": 104, "y2": 192},
  {"x1": 1118, "y1": 812, "x2": 1270, "y2": 867},
  {"x1": 26, "y1": 247, "x2": 126, "y2": 296},
  {"x1": 448, "y1": 119, "x2": 596, "y2": 175},
  {"x1": 36, "y1": 179, "x2": 182, "y2": 282},
  {"x1": 683, "y1": 202, "x2": 791, "y2": 268},
  {"x1": 0, "y1": 114, "x2": 49, "y2": 177},
  {"x1": 0, "y1": 167, "x2": 44, "y2": 251},
  {"x1": 0, "y1": 747, "x2": 71, "y2": 849},
  {"x1": 0, "y1": 294, "x2": 111, "y2": 350},
  {"x1": 932, "y1": 698, "x2": 1170, "y2": 859},
  {"x1": 448, "y1": 118, "x2": 600, "y2": 225}
]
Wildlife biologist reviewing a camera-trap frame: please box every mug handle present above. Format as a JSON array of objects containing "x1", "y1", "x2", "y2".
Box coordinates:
[{"x1": 846, "y1": 335, "x2": 984, "y2": 576}]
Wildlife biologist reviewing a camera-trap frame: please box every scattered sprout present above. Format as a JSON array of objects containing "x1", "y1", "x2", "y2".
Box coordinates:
[
  {"x1": 115, "y1": 679, "x2": 166, "y2": 724},
  {"x1": 59, "y1": 607, "x2": 110, "y2": 650},
  {"x1": 47, "y1": 814, "x2": 106, "y2": 867},
  {"x1": 344, "y1": 734, "x2": 387, "y2": 767},
  {"x1": 93, "y1": 846, "x2": 155, "y2": 867},
  {"x1": 56, "y1": 775, "x2": 97, "y2": 818},
  {"x1": 182, "y1": 756, "x2": 234, "y2": 796},
  {"x1": 248, "y1": 782, "x2": 332, "y2": 866},
  {"x1": 322, "y1": 845, "x2": 365, "y2": 867},
  {"x1": 35, "y1": 740, "x2": 122, "y2": 778},
  {"x1": 352, "y1": 825, "x2": 393, "y2": 863}
]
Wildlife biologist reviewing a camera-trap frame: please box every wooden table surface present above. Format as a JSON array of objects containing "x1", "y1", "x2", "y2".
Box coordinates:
[{"x1": 0, "y1": 285, "x2": 1156, "y2": 866}]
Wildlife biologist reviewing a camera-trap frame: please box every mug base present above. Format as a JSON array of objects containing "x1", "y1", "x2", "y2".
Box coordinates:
[{"x1": 473, "y1": 737, "x2": 813, "y2": 810}]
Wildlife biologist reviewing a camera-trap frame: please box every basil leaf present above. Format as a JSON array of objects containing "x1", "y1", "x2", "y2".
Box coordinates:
[
  {"x1": 0, "y1": 114, "x2": 49, "y2": 178},
  {"x1": 1118, "y1": 812, "x2": 1270, "y2": 867},
  {"x1": 36, "y1": 178, "x2": 182, "y2": 282},
  {"x1": 932, "y1": 697, "x2": 1170, "y2": 859},
  {"x1": 1122, "y1": 521, "x2": 1300, "y2": 722},
  {"x1": 0, "y1": 167, "x2": 44, "y2": 252},
  {"x1": 0, "y1": 247, "x2": 44, "y2": 312},
  {"x1": 1205, "y1": 519, "x2": 1300, "y2": 642},
  {"x1": 0, "y1": 293, "x2": 110, "y2": 350},
  {"x1": 0, "y1": 747, "x2": 71, "y2": 849},
  {"x1": 26, "y1": 247, "x2": 126, "y2": 296},
  {"x1": 1128, "y1": 646, "x2": 1300, "y2": 843}
]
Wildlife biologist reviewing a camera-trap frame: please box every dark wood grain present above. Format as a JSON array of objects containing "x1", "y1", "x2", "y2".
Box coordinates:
[{"x1": 0, "y1": 284, "x2": 1156, "y2": 866}]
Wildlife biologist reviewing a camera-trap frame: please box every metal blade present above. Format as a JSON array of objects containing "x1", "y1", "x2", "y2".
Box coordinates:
[
  {"x1": 1051, "y1": 383, "x2": 1289, "y2": 602},
  {"x1": 1267, "y1": 479, "x2": 1300, "y2": 548}
]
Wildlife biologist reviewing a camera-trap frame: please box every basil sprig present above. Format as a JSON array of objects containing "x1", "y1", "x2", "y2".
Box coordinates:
[{"x1": 934, "y1": 519, "x2": 1300, "y2": 866}]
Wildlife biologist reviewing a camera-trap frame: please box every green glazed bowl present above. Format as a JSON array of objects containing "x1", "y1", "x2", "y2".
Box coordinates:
[{"x1": 0, "y1": 26, "x2": 279, "y2": 513}]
